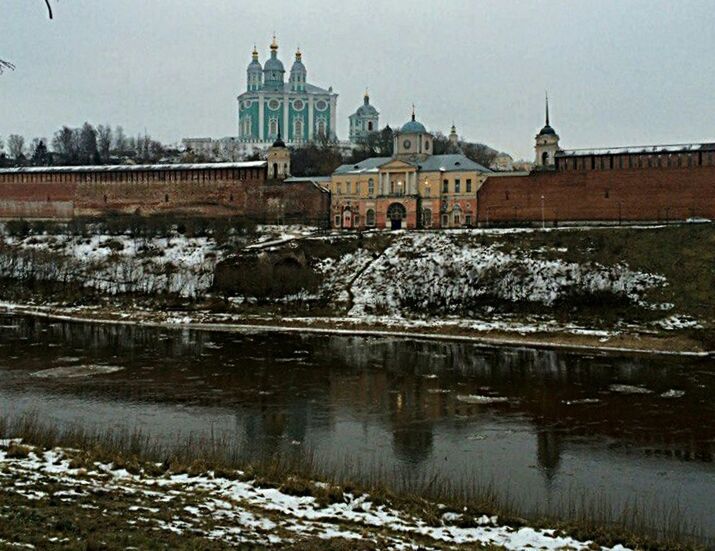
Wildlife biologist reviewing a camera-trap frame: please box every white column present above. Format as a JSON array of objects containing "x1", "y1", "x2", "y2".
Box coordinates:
[
  {"x1": 308, "y1": 98, "x2": 314, "y2": 141},
  {"x1": 283, "y1": 93, "x2": 289, "y2": 142},
  {"x1": 258, "y1": 92, "x2": 264, "y2": 141},
  {"x1": 329, "y1": 94, "x2": 337, "y2": 140}
]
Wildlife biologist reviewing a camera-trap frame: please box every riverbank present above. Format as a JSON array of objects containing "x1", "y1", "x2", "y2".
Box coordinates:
[
  {"x1": 0, "y1": 415, "x2": 702, "y2": 550},
  {"x1": 0, "y1": 300, "x2": 710, "y2": 357},
  {"x1": 1, "y1": 222, "x2": 712, "y2": 355}
]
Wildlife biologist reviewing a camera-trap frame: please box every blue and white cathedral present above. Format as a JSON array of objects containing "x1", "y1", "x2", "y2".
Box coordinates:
[{"x1": 238, "y1": 37, "x2": 338, "y2": 145}]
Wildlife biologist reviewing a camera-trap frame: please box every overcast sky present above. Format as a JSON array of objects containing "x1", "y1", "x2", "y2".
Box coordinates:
[{"x1": 2, "y1": 0, "x2": 714, "y2": 159}]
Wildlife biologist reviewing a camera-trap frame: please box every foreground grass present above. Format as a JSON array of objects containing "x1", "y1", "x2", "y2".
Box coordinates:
[{"x1": 0, "y1": 414, "x2": 707, "y2": 550}]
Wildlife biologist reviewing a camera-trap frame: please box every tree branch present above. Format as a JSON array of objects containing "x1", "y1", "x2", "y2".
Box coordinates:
[
  {"x1": 0, "y1": 60, "x2": 16, "y2": 74},
  {"x1": 45, "y1": 0, "x2": 53, "y2": 19}
]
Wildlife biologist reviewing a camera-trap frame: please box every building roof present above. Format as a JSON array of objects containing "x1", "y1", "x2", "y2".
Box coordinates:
[
  {"x1": 333, "y1": 154, "x2": 491, "y2": 175},
  {"x1": 400, "y1": 119, "x2": 427, "y2": 133},
  {"x1": 333, "y1": 157, "x2": 391, "y2": 175},
  {"x1": 238, "y1": 82, "x2": 333, "y2": 98},
  {"x1": 0, "y1": 161, "x2": 267, "y2": 175},
  {"x1": 285, "y1": 176, "x2": 332, "y2": 183},
  {"x1": 417, "y1": 154, "x2": 492, "y2": 173},
  {"x1": 557, "y1": 142, "x2": 715, "y2": 157},
  {"x1": 537, "y1": 124, "x2": 557, "y2": 136}
]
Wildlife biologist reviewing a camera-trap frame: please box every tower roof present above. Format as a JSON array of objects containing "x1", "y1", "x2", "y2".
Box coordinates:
[
  {"x1": 538, "y1": 92, "x2": 557, "y2": 136},
  {"x1": 248, "y1": 44, "x2": 262, "y2": 70},
  {"x1": 354, "y1": 89, "x2": 378, "y2": 117},
  {"x1": 400, "y1": 106, "x2": 426, "y2": 133},
  {"x1": 272, "y1": 125, "x2": 286, "y2": 148}
]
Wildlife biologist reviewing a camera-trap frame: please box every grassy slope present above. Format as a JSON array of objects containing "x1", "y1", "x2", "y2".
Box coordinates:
[{"x1": 0, "y1": 415, "x2": 706, "y2": 551}]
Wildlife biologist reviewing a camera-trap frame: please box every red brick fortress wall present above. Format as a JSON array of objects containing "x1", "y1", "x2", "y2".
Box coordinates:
[
  {"x1": 0, "y1": 165, "x2": 330, "y2": 227},
  {"x1": 477, "y1": 166, "x2": 715, "y2": 225}
]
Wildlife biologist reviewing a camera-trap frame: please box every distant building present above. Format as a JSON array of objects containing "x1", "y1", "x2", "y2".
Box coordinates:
[
  {"x1": 534, "y1": 94, "x2": 560, "y2": 168},
  {"x1": 489, "y1": 153, "x2": 514, "y2": 171},
  {"x1": 181, "y1": 138, "x2": 216, "y2": 159},
  {"x1": 237, "y1": 37, "x2": 338, "y2": 147},
  {"x1": 329, "y1": 109, "x2": 492, "y2": 230},
  {"x1": 448, "y1": 124, "x2": 459, "y2": 147},
  {"x1": 349, "y1": 90, "x2": 380, "y2": 144}
]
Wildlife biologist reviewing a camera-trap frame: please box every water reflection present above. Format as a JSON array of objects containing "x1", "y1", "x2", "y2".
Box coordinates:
[{"x1": 1, "y1": 314, "x2": 714, "y2": 535}]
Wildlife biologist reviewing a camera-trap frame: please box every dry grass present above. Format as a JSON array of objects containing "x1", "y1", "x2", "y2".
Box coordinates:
[{"x1": 0, "y1": 412, "x2": 707, "y2": 550}]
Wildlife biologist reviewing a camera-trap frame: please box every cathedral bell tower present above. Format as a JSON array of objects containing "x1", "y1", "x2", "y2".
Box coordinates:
[
  {"x1": 267, "y1": 128, "x2": 290, "y2": 180},
  {"x1": 535, "y1": 93, "x2": 560, "y2": 168}
]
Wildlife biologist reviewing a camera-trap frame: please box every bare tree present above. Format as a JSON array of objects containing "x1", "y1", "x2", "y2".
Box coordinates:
[
  {"x1": 78, "y1": 122, "x2": 98, "y2": 164},
  {"x1": 97, "y1": 124, "x2": 112, "y2": 162},
  {"x1": 113, "y1": 126, "x2": 128, "y2": 155},
  {"x1": 1, "y1": 1, "x2": 55, "y2": 74},
  {"x1": 52, "y1": 126, "x2": 79, "y2": 164},
  {"x1": 7, "y1": 134, "x2": 26, "y2": 159}
]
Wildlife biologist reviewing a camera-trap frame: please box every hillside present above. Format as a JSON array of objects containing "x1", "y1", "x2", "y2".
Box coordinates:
[{"x1": 0, "y1": 221, "x2": 712, "y2": 353}]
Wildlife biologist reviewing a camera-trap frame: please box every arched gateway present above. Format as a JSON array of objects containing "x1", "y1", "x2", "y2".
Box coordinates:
[{"x1": 387, "y1": 203, "x2": 407, "y2": 230}]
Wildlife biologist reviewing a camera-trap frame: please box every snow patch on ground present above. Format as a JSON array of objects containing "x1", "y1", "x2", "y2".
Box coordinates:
[
  {"x1": 317, "y1": 232, "x2": 667, "y2": 320},
  {"x1": 0, "y1": 443, "x2": 632, "y2": 550}
]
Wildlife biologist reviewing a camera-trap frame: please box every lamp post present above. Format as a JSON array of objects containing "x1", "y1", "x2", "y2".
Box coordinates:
[{"x1": 541, "y1": 194, "x2": 545, "y2": 229}]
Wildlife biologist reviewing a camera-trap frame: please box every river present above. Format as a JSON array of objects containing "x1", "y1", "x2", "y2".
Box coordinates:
[{"x1": 0, "y1": 312, "x2": 713, "y2": 540}]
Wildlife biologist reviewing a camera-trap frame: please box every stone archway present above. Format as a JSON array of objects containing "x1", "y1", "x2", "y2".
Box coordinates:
[{"x1": 387, "y1": 203, "x2": 407, "y2": 230}]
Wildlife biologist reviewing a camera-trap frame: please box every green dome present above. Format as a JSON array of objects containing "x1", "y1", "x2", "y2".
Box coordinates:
[{"x1": 401, "y1": 119, "x2": 426, "y2": 133}]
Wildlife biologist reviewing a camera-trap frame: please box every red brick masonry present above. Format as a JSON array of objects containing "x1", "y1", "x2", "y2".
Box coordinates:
[
  {"x1": 477, "y1": 166, "x2": 715, "y2": 224},
  {"x1": 0, "y1": 162, "x2": 330, "y2": 226},
  {"x1": 0, "y1": 162, "x2": 712, "y2": 226}
]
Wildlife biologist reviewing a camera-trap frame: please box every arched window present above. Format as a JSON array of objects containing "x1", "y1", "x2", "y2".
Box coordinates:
[
  {"x1": 294, "y1": 118, "x2": 303, "y2": 141},
  {"x1": 272, "y1": 162, "x2": 278, "y2": 178},
  {"x1": 242, "y1": 117, "x2": 252, "y2": 137},
  {"x1": 366, "y1": 209, "x2": 376, "y2": 226},
  {"x1": 422, "y1": 208, "x2": 432, "y2": 228},
  {"x1": 317, "y1": 119, "x2": 326, "y2": 137},
  {"x1": 269, "y1": 119, "x2": 278, "y2": 137},
  {"x1": 368, "y1": 121, "x2": 373, "y2": 131},
  {"x1": 541, "y1": 151, "x2": 549, "y2": 166}
]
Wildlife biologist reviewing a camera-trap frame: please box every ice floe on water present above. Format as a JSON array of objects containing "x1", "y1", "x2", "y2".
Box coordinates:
[
  {"x1": 31, "y1": 365, "x2": 123, "y2": 378},
  {"x1": 660, "y1": 389, "x2": 686, "y2": 399},
  {"x1": 456, "y1": 394, "x2": 510, "y2": 405},
  {"x1": 564, "y1": 398, "x2": 601, "y2": 405},
  {"x1": 608, "y1": 384, "x2": 653, "y2": 395}
]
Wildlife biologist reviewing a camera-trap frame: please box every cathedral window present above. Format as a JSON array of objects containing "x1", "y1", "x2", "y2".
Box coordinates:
[
  {"x1": 269, "y1": 119, "x2": 278, "y2": 136},
  {"x1": 294, "y1": 118, "x2": 303, "y2": 140},
  {"x1": 368, "y1": 121, "x2": 373, "y2": 131},
  {"x1": 317, "y1": 119, "x2": 327, "y2": 137}
]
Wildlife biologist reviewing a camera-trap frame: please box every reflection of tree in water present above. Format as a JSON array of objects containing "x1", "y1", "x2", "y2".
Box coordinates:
[
  {"x1": 536, "y1": 429, "x2": 563, "y2": 483},
  {"x1": 323, "y1": 333, "x2": 715, "y2": 464},
  {"x1": 5, "y1": 315, "x2": 715, "y2": 465},
  {"x1": 389, "y1": 381, "x2": 434, "y2": 464}
]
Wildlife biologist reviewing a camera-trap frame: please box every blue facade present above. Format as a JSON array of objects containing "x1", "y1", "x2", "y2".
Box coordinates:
[{"x1": 237, "y1": 38, "x2": 338, "y2": 144}]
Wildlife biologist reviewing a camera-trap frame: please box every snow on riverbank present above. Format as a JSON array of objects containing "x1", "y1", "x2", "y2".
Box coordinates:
[
  {"x1": 0, "y1": 226, "x2": 315, "y2": 297},
  {"x1": 318, "y1": 232, "x2": 667, "y2": 318},
  {"x1": 0, "y1": 442, "x2": 631, "y2": 550}
]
